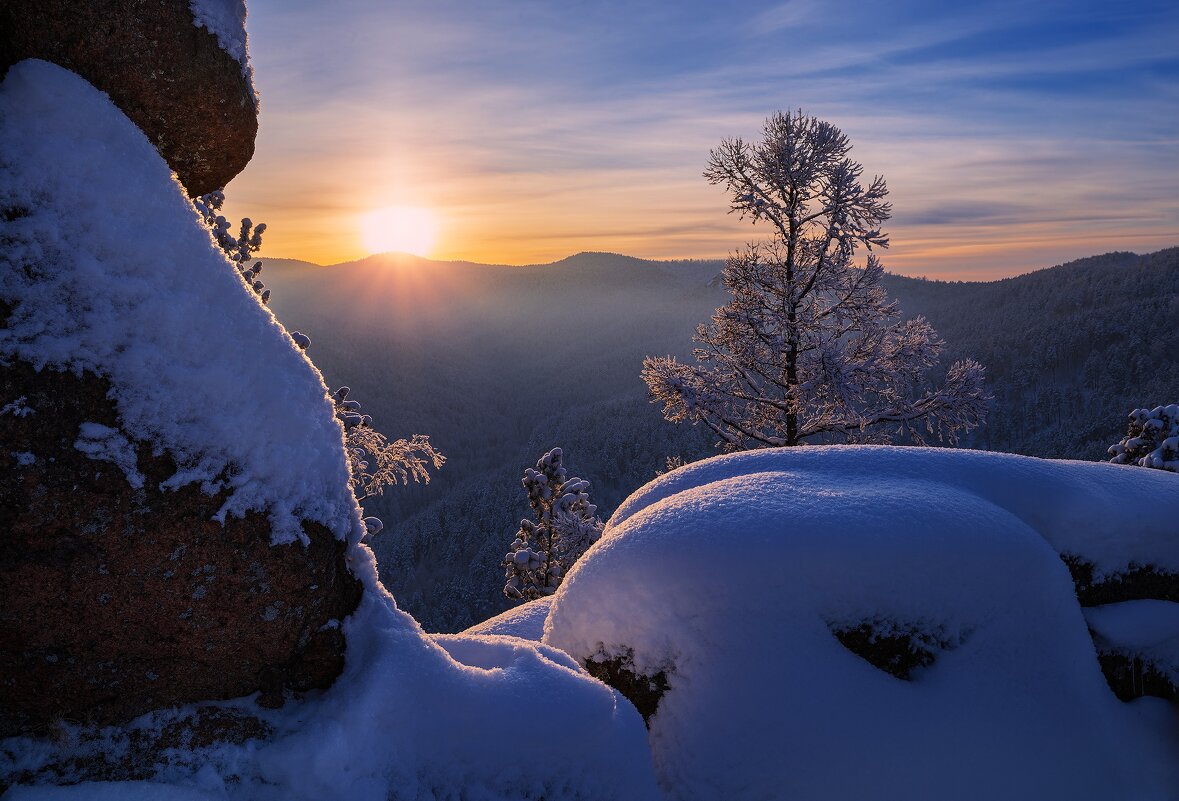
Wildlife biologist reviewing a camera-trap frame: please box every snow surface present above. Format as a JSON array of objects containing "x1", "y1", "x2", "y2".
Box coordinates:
[
  {"x1": 609, "y1": 445, "x2": 1179, "y2": 579},
  {"x1": 1, "y1": 563, "x2": 661, "y2": 801},
  {"x1": 4, "y1": 783, "x2": 224, "y2": 801},
  {"x1": 0, "y1": 61, "x2": 357, "y2": 545},
  {"x1": 464, "y1": 597, "x2": 552, "y2": 641},
  {"x1": 545, "y1": 445, "x2": 1179, "y2": 801},
  {"x1": 1085, "y1": 600, "x2": 1179, "y2": 677},
  {"x1": 188, "y1": 0, "x2": 250, "y2": 71}
]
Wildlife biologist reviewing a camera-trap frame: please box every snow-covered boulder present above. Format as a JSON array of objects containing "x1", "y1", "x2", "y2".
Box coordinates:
[
  {"x1": 2, "y1": 580, "x2": 662, "y2": 801},
  {"x1": 0, "y1": 60, "x2": 362, "y2": 735},
  {"x1": 0, "y1": 0, "x2": 257, "y2": 196},
  {"x1": 545, "y1": 446, "x2": 1179, "y2": 801}
]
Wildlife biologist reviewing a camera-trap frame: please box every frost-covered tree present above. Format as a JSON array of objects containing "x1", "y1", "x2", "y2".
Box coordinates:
[
  {"x1": 332, "y1": 385, "x2": 445, "y2": 502},
  {"x1": 642, "y1": 110, "x2": 988, "y2": 449},
  {"x1": 1108, "y1": 405, "x2": 1179, "y2": 472},
  {"x1": 503, "y1": 448, "x2": 603, "y2": 601},
  {"x1": 195, "y1": 189, "x2": 270, "y2": 303}
]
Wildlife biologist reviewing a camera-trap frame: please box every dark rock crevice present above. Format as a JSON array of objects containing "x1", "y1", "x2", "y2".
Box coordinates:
[
  {"x1": 830, "y1": 619, "x2": 963, "y2": 681},
  {"x1": 1062, "y1": 555, "x2": 1178, "y2": 704},
  {"x1": 1093, "y1": 650, "x2": 1178, "y2": 703},
  {"x1": 1062, "y1": 555, "x2": 1179, "y2": 606},
  {"x1": 583, "y1": 649, "x2": 671, "y2": 727}
]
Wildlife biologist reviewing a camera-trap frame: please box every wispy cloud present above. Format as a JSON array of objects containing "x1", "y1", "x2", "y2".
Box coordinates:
[{"x1": 225, "y1": 0, "x2": 1179, "y2": 278}]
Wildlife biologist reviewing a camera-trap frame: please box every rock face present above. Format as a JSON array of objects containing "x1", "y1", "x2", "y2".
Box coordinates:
[
  {"x1": 0, "y1": 0, "x2": 257, "y2": 196},
  {"x1": 0, "y1": 358, "x2": 363, "y2": 736}
]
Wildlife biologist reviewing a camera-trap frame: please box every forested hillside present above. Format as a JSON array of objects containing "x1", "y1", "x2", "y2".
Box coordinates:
[
  {"x1": 883, "y1": 248, "x2": 1179, "y2": 458},
  {"x1": 261, "y1": 248, "x2": 1179, "y2": 631}
]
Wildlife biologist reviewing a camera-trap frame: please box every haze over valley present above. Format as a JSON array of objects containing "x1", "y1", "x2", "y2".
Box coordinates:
[{"x1": 260, "y1": 247, "x2": 1179, "y2": 630}]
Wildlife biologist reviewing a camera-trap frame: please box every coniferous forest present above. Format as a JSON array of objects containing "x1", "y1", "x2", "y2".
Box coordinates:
[{"x1": 259, "y1": 247, "x2": 1179, "y2": 630}]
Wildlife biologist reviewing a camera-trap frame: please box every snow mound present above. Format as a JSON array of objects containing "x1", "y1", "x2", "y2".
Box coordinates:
[
  {"x1": 464, "y1": 597, "x2": 552, "y2": 641},
  {"x1": 545, "y1": 446, "x2": 1179, "y2": 801},
  {"x1": 610, "y1": 445, "x2": 1179, "y2": 578},
  {"x1": 239, "y1": 586, "x2": 657, "y2": 801},
  {"x1": 0, "y1": 60, "x2": 358, "y2": 545}
]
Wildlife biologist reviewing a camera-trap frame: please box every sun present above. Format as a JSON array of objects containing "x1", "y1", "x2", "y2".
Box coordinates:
[{"x1": 360, "y1": 206, "x2": 439, "y2": 257}]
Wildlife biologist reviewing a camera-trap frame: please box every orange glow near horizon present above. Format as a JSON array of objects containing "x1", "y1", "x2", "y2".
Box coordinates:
[
  {"x1": 246, "y1": 203, "x2": 1179, "y2": 281},
  {"x1": 360, "y1": 206, "x2": 440, "y2": 258}
]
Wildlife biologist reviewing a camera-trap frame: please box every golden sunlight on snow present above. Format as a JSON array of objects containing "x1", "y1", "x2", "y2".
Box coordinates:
[{"x1": 360, "y1": 206, "x2": 439, "y2": 257}]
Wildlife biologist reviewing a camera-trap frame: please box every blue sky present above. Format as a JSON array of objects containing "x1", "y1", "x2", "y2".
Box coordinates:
[{"x1": 225, "y1": 0, "x2": 1179, "y2": 278}]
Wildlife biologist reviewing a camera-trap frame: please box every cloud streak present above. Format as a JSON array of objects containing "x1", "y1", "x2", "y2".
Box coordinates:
[{"x1": 225, "y1": 0, "x2": 1179, "y2": 278}]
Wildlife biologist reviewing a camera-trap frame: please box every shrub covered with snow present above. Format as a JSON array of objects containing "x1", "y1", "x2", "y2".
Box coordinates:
[
  {"x1": 545, "y1": 445, "x2": 1179, "y2": 800},
  {"x1": 0, "y1": 60, "x2": 360, "y2": 545},
  {"x1": 1108, "y1": 404, "x2": 1179, "y2": 472},
  {"x1": 503, "y1": 448, "x2": 603, "y2": 601},
  {"x1": 193, "y1": 190, "x2": 270, "y2": 304},
  {"x1": 331, "y1": 385, "x2": 444, "y2": 504}
]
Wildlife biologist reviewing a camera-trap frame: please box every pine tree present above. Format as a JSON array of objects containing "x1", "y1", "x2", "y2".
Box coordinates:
[
  {"x1": 643, "y1": 110, "x2": 988, "y2": 449},
  {"x1": 195, "y1": 189, "x2": 270, "y2": 303},
  {"x1": 503, "y1": 448, "x2": 603, "y2": 601},
  {"x1": 1108, "y1": 405, "x2": 1179, "y2": 472}
]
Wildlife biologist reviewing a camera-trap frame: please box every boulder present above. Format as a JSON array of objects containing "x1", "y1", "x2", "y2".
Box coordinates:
[
  {"x1": 545, "y1": 447, "x2": 1179, "y2": 799},
  {"x1": 0, "y1": 359, "x2": 363, "y2": 736},
  {"x1": 0, "y1": 0, "x2": 257, "y2": 196}
]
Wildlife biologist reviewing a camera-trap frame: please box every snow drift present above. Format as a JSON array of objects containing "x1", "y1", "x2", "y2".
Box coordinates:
[{"x1": 545, "y1": 446, "x2": 1179, "y2": 801}]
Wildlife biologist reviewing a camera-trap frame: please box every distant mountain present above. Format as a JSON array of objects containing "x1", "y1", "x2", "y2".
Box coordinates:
[{"x1": 259, "y1": 247, "x2": 1179, "y2": 631}]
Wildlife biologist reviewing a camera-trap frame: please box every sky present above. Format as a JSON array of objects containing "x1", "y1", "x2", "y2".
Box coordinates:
[{"x1": 223, "y1": 0, "x2": 1179, "y2": 280}]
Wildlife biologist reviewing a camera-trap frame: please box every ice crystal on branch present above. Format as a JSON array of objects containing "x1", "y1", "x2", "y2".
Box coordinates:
[
  {"x1": 1108, "y1": 405, "x2": 1179, "y2": 473},
  {"x1": 503, "y1": 448, "x2": 603, "y2": 602},
  {"x1": 643, "y1": 110, "x2": 989, "y2": 449}
]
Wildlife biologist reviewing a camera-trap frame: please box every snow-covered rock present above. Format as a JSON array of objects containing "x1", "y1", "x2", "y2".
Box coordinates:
[
  {"x1": 0, "y1": 2, "x2": 256, "y2": 197},
  {"x1": 0, "y1": 59, "x2": 357, "y2": 547},
  {"x1": 0, "y1": 60, "x2": 363, "y2": 734},
  {"x1": 545, "y1": 446, "x2": 1179, "y2": 801},
  {"x1": 2, "y1": 578, "x2": 662, "y2": 801},
  {"x1": 188, "y1": 0, "x2": 251, "y2": 72}
]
